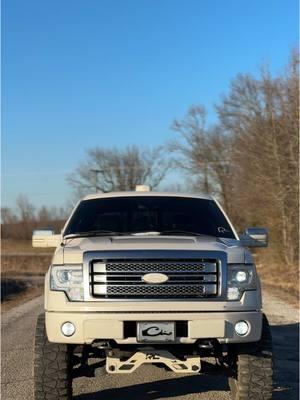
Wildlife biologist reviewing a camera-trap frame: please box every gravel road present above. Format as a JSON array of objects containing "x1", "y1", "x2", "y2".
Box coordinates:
[{"x1": 1, "y1": 292, "x2": 299, "y2": 400}]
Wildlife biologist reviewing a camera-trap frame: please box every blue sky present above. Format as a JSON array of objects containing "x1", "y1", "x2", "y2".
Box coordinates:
[{"x1": 2, "y1": 0, "x2": 298, "y2": 209}]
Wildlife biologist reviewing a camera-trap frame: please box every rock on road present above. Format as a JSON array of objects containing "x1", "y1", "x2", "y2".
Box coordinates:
[{"x1": 1, "y1": 292, "x2": 299, "y2": 400}]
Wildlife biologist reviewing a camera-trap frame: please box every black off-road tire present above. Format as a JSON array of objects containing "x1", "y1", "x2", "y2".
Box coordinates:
[
  {"x1": 228, "y1": 314, "x2": 273, "y2": 400},
  {"x1": 34, "y1": 313, "x2": 73, "y2": 400}
]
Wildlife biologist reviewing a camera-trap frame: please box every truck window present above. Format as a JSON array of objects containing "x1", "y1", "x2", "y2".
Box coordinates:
[{"x1": 64, "y1": 196, "x2": 235, "y2": 239}]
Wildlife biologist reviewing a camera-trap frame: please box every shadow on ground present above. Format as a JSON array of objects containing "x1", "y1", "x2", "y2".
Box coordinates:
[
  {"x1": 74, "y1": 323, "x2": 299, "y2": 400},
  {"x1": 272, "y1": 323, "x2": 299, "y2": 400},
  {"x1": 1, "y1": 278, "x2": 27, "y2": 302},
  {"x1": 75, "y1": 374, "x2": 229, "y2": 400}
]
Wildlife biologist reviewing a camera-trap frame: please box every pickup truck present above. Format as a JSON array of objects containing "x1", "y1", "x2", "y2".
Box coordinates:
[{"x1": 33, "y1": 189, "x2": 273, "y2": 399}]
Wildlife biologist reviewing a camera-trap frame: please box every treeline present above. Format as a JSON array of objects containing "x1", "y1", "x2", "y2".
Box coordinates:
[
  {"x1": 2, "y1": 51, "x2": 298, "y2": 267},
  {"x1": 170, "y1": 51, "x2": 299, "y2": 266},
  {"x1": 1, "y1": 194, "x2": 68, "y2": 240}
]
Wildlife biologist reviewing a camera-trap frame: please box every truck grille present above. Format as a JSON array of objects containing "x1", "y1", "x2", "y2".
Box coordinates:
[{"x1": 90, "y1": 259, "x2": 219, "y2": 299}]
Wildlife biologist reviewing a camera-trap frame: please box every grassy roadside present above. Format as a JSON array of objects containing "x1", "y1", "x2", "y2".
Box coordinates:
[
  {"x1": 261, "y1": 282, "x2": 299, "y2": 309},
  {"x1": 1, "y1": 239, "x2": 50, "y2": 312},
  {"x1": 1, "y1": 238, "x2": 53, "y2": 254},
  {"x1": 1, "y1": 239, "x2": 52, "y2": 276},
  {"x1": 256, "y1": 263, "x2": 299, "y2": 308}
]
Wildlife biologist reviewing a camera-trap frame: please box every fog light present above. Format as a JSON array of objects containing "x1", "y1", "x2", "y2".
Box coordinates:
[
  {"x1": 61, "y1": 322, "x2": 75, "y2": 337},
  {"x1": 234, "y1": 320, "x2": 249, "y2": 336}
]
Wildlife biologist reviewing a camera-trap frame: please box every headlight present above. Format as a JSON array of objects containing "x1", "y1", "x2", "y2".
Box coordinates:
[
  {"x1": 50, "y1": 265, "x2": 84, "y2": 301},
  {"x1": 227, "y1": 264, "x2": 257, "y2": 300},
  {"x1": 235, "y1": 270, "x2": 247, "y2": 283}
]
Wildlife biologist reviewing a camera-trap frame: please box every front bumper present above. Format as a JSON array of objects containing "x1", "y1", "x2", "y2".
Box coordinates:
[{"x1": 45, "y1": 310, "x2": 262, "y2": 344}]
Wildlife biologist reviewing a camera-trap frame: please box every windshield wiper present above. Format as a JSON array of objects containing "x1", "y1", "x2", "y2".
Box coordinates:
[
  {"x1": 64, "y1": 229, "x2": 206, "y2": 239},
  {"x1": 63, "y1": 230, "x2": 124, "y2": 239},
  {"x1": 158, "y1": 229, "x2": 204, "y2": 237}
]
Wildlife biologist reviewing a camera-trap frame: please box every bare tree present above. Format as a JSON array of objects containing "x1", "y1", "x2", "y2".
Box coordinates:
[
  {"x1": 5, "y1": 194, "x2": 37, "y2": 239},
  {"x1": 38, "y1": 206, "x2": 50, "y2": 224},
  {"x1": 169, "y1": 106, "x2": 233, "y2": 212},
  {"x1": 67, "y1": 145, "x2": 170, "y2": 197},
  {"x1": 16, "y1": 194, "x2": 35, "y2": 222},
  {"x1": 1, "y1": 207, "x2": 18, "y2": 224},
  {"x1": 1, "y1": 197, "x2": 70, "y2": 239},
  {"x1": 170, "y1": 50, "x2": 298, "y2": 266},
  {"x1": 217, "y1": 51, "x2": 299, "y2": 265}
]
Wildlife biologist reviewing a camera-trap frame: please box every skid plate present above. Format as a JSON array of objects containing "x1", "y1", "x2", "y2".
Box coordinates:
[{"x1": 106, "y1": 350, "x2": 201, "y2": 374}]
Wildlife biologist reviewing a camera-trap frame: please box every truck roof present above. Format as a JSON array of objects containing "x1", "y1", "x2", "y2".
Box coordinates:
[{"x1": 82, "y1": 191, "x2": 214, "y2": 201}]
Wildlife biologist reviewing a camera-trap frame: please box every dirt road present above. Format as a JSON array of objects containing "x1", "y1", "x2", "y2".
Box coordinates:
[{"x1": 1, "y1": 292, "x2": 299, "y2": 400}]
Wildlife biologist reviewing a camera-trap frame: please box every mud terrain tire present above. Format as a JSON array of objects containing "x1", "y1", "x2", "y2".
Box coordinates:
[
  {"x1": 228, "y1": 314, "x2": 273, "y2": 400},
  {"x1": 34, "y1": 314, "x2": 72, "y2": 400}
]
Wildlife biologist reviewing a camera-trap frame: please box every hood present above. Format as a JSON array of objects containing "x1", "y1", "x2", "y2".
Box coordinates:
[{"x1": 52, "y1": 235, "x2": 249, "y2": 264}]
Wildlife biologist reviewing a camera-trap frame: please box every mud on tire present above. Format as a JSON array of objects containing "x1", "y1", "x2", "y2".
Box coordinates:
[
  {"x1": 34, "y1": 313, "x2": 73, "y2": 400},
  {"x1": 228, "y1": 314, "x2": 273, "y2": 400}
]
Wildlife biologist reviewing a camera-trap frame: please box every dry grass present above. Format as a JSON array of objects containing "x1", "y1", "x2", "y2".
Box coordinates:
[
  {"x1": 1, "y1": 239, "x2": 52, "y2": 276},
  {"x1": 1, "y1": 255, "x2": 52, "y2": 275},
  {"x1": 1, "y1": 239, "x2": 53, "y2": 254},
  {"x1": 256, "y1": 262, "x2": 299, "y2": 307},
  {"x1": 1, "y1": 239, "x2": 49, "y2": 312}
]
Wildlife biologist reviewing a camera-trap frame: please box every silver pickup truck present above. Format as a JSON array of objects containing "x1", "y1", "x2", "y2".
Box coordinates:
[{"x1": 33, "y1": 190, "x2": 273, "y2": 400}]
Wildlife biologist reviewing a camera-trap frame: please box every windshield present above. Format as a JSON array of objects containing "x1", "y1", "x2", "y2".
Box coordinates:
[{"x1": 64, "y1": 196, "x2": 235, "y2": 239}]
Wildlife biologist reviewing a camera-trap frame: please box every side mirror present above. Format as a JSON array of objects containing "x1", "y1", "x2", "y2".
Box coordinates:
[
  {"x1": 239, "y1": 227, "x2": 268, "y2": 247},
  {"x1": 32, "y1": 229, "x2": 61, "y2": 248}
]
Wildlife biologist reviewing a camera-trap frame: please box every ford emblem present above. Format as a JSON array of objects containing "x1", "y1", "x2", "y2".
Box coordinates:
[{"x1": 142, "y1": 273, "x2": 169, "y2": 284}]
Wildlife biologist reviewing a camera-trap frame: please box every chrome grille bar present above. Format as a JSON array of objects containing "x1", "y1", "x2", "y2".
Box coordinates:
[
  {"x1": 103, "y1": 261, "x2": 217, "y2": 273},
  {"x1": 93, "y1": 284, "x2": 217, "y2": 296},
  {"x1": 92, "y1": 274, "x2": 217, "y2": 283}
]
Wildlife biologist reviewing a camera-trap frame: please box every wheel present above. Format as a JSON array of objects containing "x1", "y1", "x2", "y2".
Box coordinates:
[
  {"x1": 228, "y1": 314, "x2": 273, "y2": 400},
  {"x1": 34, "y1": 313, "x2": 73, "y2": 399}
]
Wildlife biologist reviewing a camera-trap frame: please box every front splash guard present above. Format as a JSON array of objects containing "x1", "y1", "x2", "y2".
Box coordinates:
[{"x1": 106, "y1": 350, "x2": 201, "y2": 374}]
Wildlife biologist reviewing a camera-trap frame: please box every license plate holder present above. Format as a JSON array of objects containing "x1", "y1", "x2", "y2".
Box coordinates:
[{"x1": 137, "y1": 321, "x2": 175, "y2": 342}]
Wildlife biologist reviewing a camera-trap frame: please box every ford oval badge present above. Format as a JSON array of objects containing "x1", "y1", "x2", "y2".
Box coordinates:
[{"x1": 142, "y1": 273, "x2": 169, "y2": 284}]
